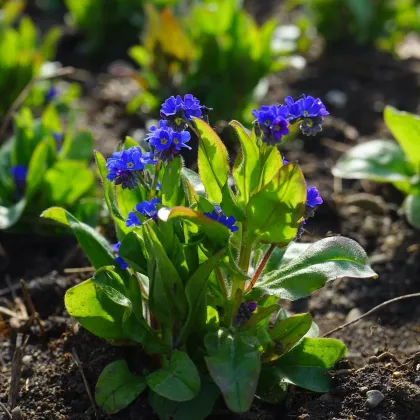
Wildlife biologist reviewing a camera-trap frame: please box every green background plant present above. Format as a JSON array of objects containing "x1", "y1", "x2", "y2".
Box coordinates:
[{"x1": 333, "y1": 106, "x2": 420, "y2": 229}]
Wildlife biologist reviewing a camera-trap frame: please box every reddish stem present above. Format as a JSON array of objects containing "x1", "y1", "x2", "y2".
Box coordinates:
[{"x1": 245, "y1": 244, "x2": 276, "y2": 293}]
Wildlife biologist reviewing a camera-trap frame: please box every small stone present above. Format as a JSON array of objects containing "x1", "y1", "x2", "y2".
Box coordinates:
[
  {"x1": 320, "y1": 393, "x2": 333, "y2": 402},
  {"x1": 366, "y1": 390, "x2": 385, "y2": 408},
  {"x1": 392, "y1": 371, "x2": 402, "y2": 378},
  {"x1": 369, "y1": 356, "x2": 379, "y2": 364},
  {"x1": 345, "y1": 308, "x2": 362, "y2": 323},
  {"x1": 298, "y1": 415, "x2": 310, "y2": 420},
  {"x1": 22, "y1": 355, "x2": 32, "y2": 365},
  {"x1": 359, "y1": 386, "x2": 368, "y2": 395}
]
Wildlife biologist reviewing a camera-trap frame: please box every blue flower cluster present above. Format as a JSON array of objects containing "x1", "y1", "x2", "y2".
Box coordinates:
[
  {"x1": 112, "y1": 242, "x2": 129, "y2": 270},
  {"x1": 252, "y1": 94, "x2": 329, "y2": 144},
  {"x1": 106, "y1": 147, "x2": 156, "y2": 190},
  {"x1": 146, "y1": 94, "x2": 207, "y2": 161},
  {"x1": 146, "y1": 120, "x2": 191, "y2": 161},
  {"x1": 204, "y1": 206, "x2": 239, "y2": 232},
  {"x1": 126, "y1": 198, "x2": 160, "y2": 227}
]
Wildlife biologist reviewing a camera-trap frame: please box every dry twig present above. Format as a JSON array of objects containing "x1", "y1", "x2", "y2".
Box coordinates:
[
  {"x1": 0, "y1": 402, "x2": 12, "y2": 419},
  {"x1": 323, "y1": 293, "x2": 420, "y2": 337},
  {"x1": 71, "y1": 347, "x2": 96, "y2": 414},
  {"x1": 8, "y1": 334, "x2": 29, "y2": 409},
  {"x1": 20, "y1": 280, "x2": 45, "y2": 336}
]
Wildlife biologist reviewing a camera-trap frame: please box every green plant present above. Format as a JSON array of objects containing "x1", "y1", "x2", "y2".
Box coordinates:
[
  {"x1": 64, "y1": 0, "x2": 176, "y2": 56},
  {"x1": 128, "y1": 0, "x2": 289, "y2": 122},
  {"x1": 0, "y1": 0, "x2": 61, "y2": 117},
  {"x1": 42, "y1": 94, "x2": 376, "y2": 417},
  {"x1": 333, "y1": 106, "x2": 420, "y2": 229},
  {"x1": 290, "y1": 0, "x2": 420, "y2": 51},
  {"x1": 0, "y1": 105, "x2": 99, "y2": 230}
]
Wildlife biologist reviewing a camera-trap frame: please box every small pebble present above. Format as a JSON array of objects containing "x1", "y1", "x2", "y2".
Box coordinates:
[
  {"x1": 22, "y1": 355, "x2": 32, "y2": 365},
  {"x1": 359, "y1": 386, "x2": 368, "y2": 395},
  {"x1": 366, "y1": 390, "x2": 385, "y2": 408},
  {"x1": 392, "y1": 371, "x2": 402, "y2": 378},
  {"x1": 345, "y1": 308, "x2": 362, "y2": 323}
]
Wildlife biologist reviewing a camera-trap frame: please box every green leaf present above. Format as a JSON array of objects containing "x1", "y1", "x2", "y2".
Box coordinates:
[
  {"x1": 25, "y1": 138, "x2": 52, "y2": 199},
  {"x1": 178, "y1": 251, "x2": 225, "y2": 344},
  {"x1": 41, "y1": 207, "x2": 120, "y2": 272},
  {"x1": 65, "y1": 278, "x2": 127, "y2": 340},
  {"x1": 256, "y1": 365, "x2": 288, "y2": 404},
  {"x1": 0, "y1": 199, "x2": 27, "y2": 230},
  {"x1": 161, "y1": 156, "x2": 183, "y2": 207},
  {"x1": 158, "y1": 206, "x2": 231, "y2": 247},
  {"x1": 384, "y1": 106, "x2": 420, "y2": 170},
  {"x1": 119, "y1": 231, "x2": 148, "y2": 274},
  {"x1": 265, "y1": 313, "x2": 312, "y2": 361},
  {"x1": 256, "y1": 237, "x2": 377, "y2": 300},
  {"x1": 246, "y1": 163, "x2": 306, "y2": 245},
  {"x1": 122, "y1": 275, "x2": 167, "y2": 353},
  {"x1": 205, "y1": 328, "x2": 261, "y2": 413},
  {"x1": 258, "y1": 145, "x2": 283, "y2": 191},
  {"x1": 42, "y1": 161, "x2": 94, "y2": 206},
  {"x1": 404, "y1": 194, "x2": 420, "y2": 229},
  {"x1": 149, "y1": 377, "x2": 220, "y2": 420},
  {"x1": 273, "y1": 337, "x2": 347, "y2": 392},
  {"x1": 332, "y1": 139, "x2": 413, "y2": 183},
  {"x1": 95, "y1": 360, "x2": 147, "y2": 414},
  {"x1": 180, "y1": 167, "x2": 206, "y2": 199},
  {"x1": 147, "y1": 350, "x2": 200, "y2": 402},
  {"x1": 60, "y1": 131, "x2": 94, "y2": 162},
  {"x1": 230, "y1": 121, "x2": 260, "y2": 205},
  {"x1": 143, "y1": 224, "x2": 187, "y2": 326},
  {"x1": 195, "y1": 117, "x2": 229, "y2": 203}
]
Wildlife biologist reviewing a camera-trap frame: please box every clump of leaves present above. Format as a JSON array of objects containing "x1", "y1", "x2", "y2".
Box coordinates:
[
  {"x1": 290, "y1": 0, "x2": 420, "y2": 52},
  {"x1": 333, "y1": 106, "x2": 420, "y2": 229},
  {"x1": 43, "y1": 93, "x2": 376, "y2": 418},
  {"x1": 0, "y1": 105, "x2": 99, "y2": 231},
  {"x1": 64, "y1": 0, "x2": 177, "y2": 57},
  {"x1": 0, "y1": 0, "x2": 61, "y2": 117},
  {"x1": 127, "y1": 0, "x2": 289, "y2": 122}
]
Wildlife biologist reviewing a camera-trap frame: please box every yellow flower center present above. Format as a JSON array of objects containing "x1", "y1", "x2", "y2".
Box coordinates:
[
  {"x1": 161, "y1": 138, "x2": 168, "y2": 145},
  {"x1": 275, "y1": 124, "x2": 280, "y2": 131},
  {"x1": 265, "y1": 119, "x2": 271, "y2": 125},
  {"x1": 173, "y1": 137, "x2": 179, "y2": 144},
  {"x1": 305, "y1": 119, "x2": 313, "y2": 127},
  {"x1": 127, "y1": 162, "x2": 134, "y2": 168},
  {"x1": 175, "y1": 117, "x2": 183, "y2": 125},
  {"x1": 304, "y1": 110, "x2": 309, "y2": 117}
]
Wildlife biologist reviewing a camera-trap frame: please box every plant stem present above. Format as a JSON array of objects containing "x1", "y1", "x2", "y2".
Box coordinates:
[
  {"x1": 245, "y1": 244, "x2": 276, "y2": 292},
  {"x1": 149, "y1": 160, "x2": 162, "y2": 199},
  {"x1": 216, "y1": 266, "x2": 228, "y2": 299}
]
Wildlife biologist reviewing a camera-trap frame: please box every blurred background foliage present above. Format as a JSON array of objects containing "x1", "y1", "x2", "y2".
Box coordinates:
[
  {"x1": 289, "y1": 0, "x2": 420, "y2": 52},
  {"x1": 0, "y1": 0, "x2": 419, "y2": 125}
]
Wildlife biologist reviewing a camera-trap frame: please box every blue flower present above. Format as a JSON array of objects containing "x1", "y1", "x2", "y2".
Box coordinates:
[
  {"x1": 285, "y1": 95, "x2": 328, "y2": 136},
  {"x1": 53, "y1": 133, "x2": 64, "y2": 142},
  {"x1": 126, "y1": 212, "x2": 141, "y2": 227},
  {"x1": 251, "y1": 104, "x2": 289, "y2": 144},
  {"x1": 160, "y1": 94, "x2": 204, "y2": 131},
  {"x1": 45, "y1": 86, "x2": 58, "y2": 103},
  {"x1": 171, "y1": 130, "x2": 191, "y2": 151},
  {"x1": 126, "y1": 198, "x2": 160, "y2": 227},
  {"x1": 306, "y1": 186, "x2": 323, "y2": 208},
  {"x1": 10, "y1": 165, "x2": 28, "y2": 191},
  {"x1": 112, "y1": 242, "x2": 129, "y2": 270},
  {"x1": 106, "y1": 147, "x2": 151, "y2": 189},
  {"x1": 181, "y1": 94, "x2": 203, "y2": 120},
  {"x1": 149, "y1": 128, "x2": 173, "y2": 152},
  {"x1": 204, "y1": 208, "x2": 239, "y2": 232}
]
